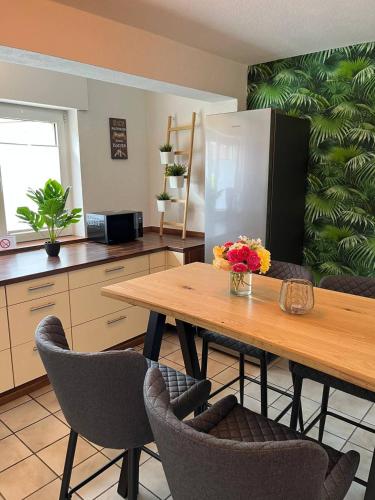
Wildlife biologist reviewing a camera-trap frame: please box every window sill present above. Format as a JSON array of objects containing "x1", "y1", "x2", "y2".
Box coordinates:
[{"x1": 0, "y1": 235, "x2": 87, "y2": 255}]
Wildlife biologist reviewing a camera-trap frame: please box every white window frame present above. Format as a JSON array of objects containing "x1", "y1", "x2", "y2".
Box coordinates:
[{"x1": 0, "y1": 103, "x2": 72, "y2": 242}]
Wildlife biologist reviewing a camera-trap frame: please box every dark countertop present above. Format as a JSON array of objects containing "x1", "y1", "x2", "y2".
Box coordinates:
[{"x1": 0, "y1": 233, "x2": 204, "y2": 286}]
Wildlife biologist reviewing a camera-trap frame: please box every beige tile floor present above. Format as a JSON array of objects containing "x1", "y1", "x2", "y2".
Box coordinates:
[{"x1": 0, "y1": 331, "x2": 373, "y2": 499}]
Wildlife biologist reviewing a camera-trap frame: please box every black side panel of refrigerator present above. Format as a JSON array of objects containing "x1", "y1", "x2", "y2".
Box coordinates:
[{"x1": 266, "y1": 111, "x2": 310, "y2": 265}]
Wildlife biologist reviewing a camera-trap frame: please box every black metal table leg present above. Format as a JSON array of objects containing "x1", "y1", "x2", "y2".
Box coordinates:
[
  {"x1": 143, "y1": 311, "x2": 166, "y2": 361},
  {"x1": 365, "y1": 448, "x2": 375, "y2": 499},
  {"x1": 175, "y1": 320, "x2": 201, "y2": 379}
]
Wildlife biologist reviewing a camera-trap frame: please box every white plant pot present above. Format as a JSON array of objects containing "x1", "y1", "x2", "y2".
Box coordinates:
[
  {"x1": 168, "y1": 176, "x2": 185, "y2": 189},
  {"x1": 160, "y1": 151, "x2": 174, "y2": 165},
  {"x1": 157, "y1": 199, "x2": 171, "y2": 212}
]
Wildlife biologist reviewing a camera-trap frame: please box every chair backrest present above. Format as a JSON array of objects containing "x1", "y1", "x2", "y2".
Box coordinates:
[
  {"x1": 319, "y1": 275, "x2": 375, "y2": 298},
  {"x1": 144, "y1": 368, "x2": 328, "y2": 500},
  {"x1": 266, "y1": 260, "x2": 313, "y2": 282},
  {"x1": 35, "y1": 316, "x2": 153, "y2": 449}
]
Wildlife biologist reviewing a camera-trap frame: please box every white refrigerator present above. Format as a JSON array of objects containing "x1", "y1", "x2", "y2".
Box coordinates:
[{"x1": 204, "y1": 108, "x2": 310, "y2": 264}]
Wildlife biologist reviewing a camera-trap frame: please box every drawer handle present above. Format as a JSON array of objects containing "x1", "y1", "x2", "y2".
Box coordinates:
[
  {"x1": 105, "y1": 266, "x2": 125, "y2": 273},
  {"x1": 30, "y1": 302, "x2": 56, "y2": 312},
  {"x1": 28, "y1": 282, "x2": 54, "y2": 292},
  {"x1": 107, "y1": 315, "x2": 127, "y2": 325}
]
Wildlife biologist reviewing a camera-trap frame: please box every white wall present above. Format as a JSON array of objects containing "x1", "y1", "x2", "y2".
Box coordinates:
[
  {"x1": 146, "y1": 94, "x2": 237, "y2": 232},
  {"x1": 0, "y1": 61, "x2": 88, "y2": 110},
  {"x1": 76, "y1": 80, "x2": 150, "y2": 223}
]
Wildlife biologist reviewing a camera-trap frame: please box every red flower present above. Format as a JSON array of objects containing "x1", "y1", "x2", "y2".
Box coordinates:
[
  {"x1": 232, "y1": 262, "x2": 248, "y2": 273},
  {"x1": 224, "y1": 241, "x2": 234, "y2": 247},
  {"x1": 226, "y1": 249, "x2": 241, "y2": 263},
  {"x1": 246, "y1": 250, "x2": 261, "y2": 272},
  {"x1": 237, "y1": 245, "x2": 250, "y2": 261}
]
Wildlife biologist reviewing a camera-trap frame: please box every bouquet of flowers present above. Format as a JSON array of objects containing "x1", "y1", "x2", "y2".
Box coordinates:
[{"x1": 213, "y1": 236, "x2": 271, "y2": 294}]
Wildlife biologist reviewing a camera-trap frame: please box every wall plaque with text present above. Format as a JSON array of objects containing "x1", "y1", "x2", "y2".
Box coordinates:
[{"x1": 109, "y1": 118, "x2": 128, "y2": 159}]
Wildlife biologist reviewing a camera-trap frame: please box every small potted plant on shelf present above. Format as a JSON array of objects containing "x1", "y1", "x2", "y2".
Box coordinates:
[
  {"x1": 159, "y1": 144, "x2": 174, "y2": 165},
  {"x1": 166, "y1": 163, "x2": 187, "y2": 188},
  {"x1": 16, "y1": 179, "x2": 82, "y2": 257},
  {"x1": 156, "y1": 192, "x2": 172, "y2": 212}
]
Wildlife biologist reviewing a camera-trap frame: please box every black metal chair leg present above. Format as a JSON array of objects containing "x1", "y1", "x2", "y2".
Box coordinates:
[
  {"x1": 127, "y1": 448, "x2": 140, "y2": 500},
  {"x1": 60, "y1": 429, "x2": 78, "y2": 500},
  {"x1": 239, "y1": 353, "x2": 245, "y2": 406},
  {"x1": 117, "y1": 451, "x2": 129, "y2": 498},
  {"x1": 260, "y1": 355, "x2": 268, "y2": 417},
  {"x1": 201, "y1": 338, "x2": 209, "y2": 380},
  {"x1": 290, "y1": 375, "x2": 303, "y2": 431},
  {"x1": 365, "y1": 448, "x2": 375, "y2": 499},
  {"x1": 318, "y1": 385, "x2": 330, "y2": 442}
]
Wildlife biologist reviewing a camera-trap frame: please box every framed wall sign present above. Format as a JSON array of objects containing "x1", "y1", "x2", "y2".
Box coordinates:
[{"x1": 109, "y1": 118, "x2": 128, "y2": 159}]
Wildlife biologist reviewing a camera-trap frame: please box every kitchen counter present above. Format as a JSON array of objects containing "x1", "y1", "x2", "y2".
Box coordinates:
[{"x1": 0, "y1": 233, "x2": 204, "y2": 286}]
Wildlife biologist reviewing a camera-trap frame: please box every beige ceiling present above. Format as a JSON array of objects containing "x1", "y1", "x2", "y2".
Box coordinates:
[{"x1": 52, "y1": 0, "x2": 375, "y2": 64}]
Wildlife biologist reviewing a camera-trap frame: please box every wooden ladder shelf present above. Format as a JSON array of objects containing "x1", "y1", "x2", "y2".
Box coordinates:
[{"x1": 160, "y1": 112, "x2": 196, "y2": 239}]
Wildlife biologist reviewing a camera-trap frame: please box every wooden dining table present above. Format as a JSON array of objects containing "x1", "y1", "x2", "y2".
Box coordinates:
[{"x1": 102, "y1": 262, "x2": 375, "y2": 498}]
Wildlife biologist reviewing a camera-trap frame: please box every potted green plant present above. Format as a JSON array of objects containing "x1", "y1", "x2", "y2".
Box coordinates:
[
  {"x1": 166, "y1": 163, "x2": 187, "y2": 188},
  {"x1": 156, "y1": 192, "x2": 172, "y2": 212},
  {"x1": 159, "y1": 144, "x2": 174, "y2": 165},
  {"x1": 16, "y1": 179, "x2": 82, "y2": 257}
]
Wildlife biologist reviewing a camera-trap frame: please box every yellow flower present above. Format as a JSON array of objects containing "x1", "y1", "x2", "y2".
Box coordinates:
[
  {"x1": 213, "y1": 245, "x2": 224, "y2": 258},
  {"x1": 213, "y1": 257, "x2": 232, "y2": 271},
  {"x1": 257, "y1": 248, "x2": 271, "y2": 274}
]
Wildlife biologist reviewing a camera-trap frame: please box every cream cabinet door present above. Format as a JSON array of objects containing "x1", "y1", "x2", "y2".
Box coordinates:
[
  {"x1": 6, "y1": 273, "x2": 68, "y2": 305},
  {"x1": 0, "y1": 308, "x2": 10, "y2": 351},
  {"x1": 11, "y1": 329, "x2": 72, "y2": 387},
  {"x1": 149, "y1": 266, "x2": 166, "y2": 275},
  {"x1": 72, "y1": 306, "x2": 149, "y2": 352},
  {"x1": 166, "y1": 251, "x2": 184, "y2": 268},
  {"x1": 0, "y1": 350, "x2": 14, "y2": 392},
  {"x1": 150, "y1": 251, "x2": 166, "y2": 270},
  {"x1": 8, "y1": 292, "x2": 71, "y2": 346},
  {"x1": 70, "y1": 270, "x2": 148, "y2": 326}
]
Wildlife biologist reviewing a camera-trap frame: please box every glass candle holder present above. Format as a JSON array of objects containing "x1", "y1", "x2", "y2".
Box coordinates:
[{"x1": 279, "y1": 279, "x2": 314, "y2": 314}]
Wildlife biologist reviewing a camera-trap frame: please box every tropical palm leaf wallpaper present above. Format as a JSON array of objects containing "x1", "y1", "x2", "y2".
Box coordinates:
[{"x1": 248, "y1": 42, "x2": 375, "y2": 280}]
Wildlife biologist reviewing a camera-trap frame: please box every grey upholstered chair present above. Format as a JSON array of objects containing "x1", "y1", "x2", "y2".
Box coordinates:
[
  {"x1": 144, "y1": 367, "x2": 359, "y2": 500},
  {"x1": 199, "y1": 260, "x2": 312, "y2": 419},
  {"x1": 290, "y1": 274, "x2": 375, "y2": 490},
  {"x1": 35, "y1": 316, "x2": 211, "y2": 500},
  {"x1": 320, "y1": 274, "x2": 375, "y2": 298}
]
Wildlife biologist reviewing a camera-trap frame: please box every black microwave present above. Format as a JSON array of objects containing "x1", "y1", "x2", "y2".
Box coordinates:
[{"x1": 86, "y1": 211, "x2": 143, "y2": 244}]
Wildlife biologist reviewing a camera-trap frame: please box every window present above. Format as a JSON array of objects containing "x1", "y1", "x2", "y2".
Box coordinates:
[{"x1": 0, "y1": 104, "x2": 71, "y2": 241}]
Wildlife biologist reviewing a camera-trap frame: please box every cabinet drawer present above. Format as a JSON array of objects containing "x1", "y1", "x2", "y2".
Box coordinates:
[
  {"x1": 8, "y1": 291, "x2": 71, "y2": 347},
  {"x1": 150, "y1": 251, "x2": 166, "y2": 269},
  {"x1": 6, "y1": 273, "x2": 68, "y2": 306},
  {"x1": 69, "y1": 256, "x2": 149, "y2": 289},
  {"x1": 70, "y1": 270, "x2": 148, "y2": 326},
  {"x1": 12, "y1": 329, "x2": 72, "y2": 387},
  {"x1": 166, "y1": 251, "x2": 184, "y2": 267},
  {"x1": 0, "y1": 287, "x2": 6, "y2": 308},
  {"x1": 72, "y1": 306, "x2": 149, "y2": 352},
  {"x1": 0, "y1": 349, "x2": 14, "y2": 392},
  {"x1": 0, "y1": 308, "x2": 10, "y2": 351}
]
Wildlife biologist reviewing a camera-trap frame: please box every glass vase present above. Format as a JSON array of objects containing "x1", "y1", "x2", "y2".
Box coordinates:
[
  {"x1": 230, "y1": 271, "x2": 252, "y2": 296},
  {"x1": 279, "y1": 279, "x2": 314, "y2": 314}
]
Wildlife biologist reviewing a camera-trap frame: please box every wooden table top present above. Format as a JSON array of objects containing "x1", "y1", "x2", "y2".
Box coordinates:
[
  {"x1": 102, "y1": 262, "x2": 375, "y2": 392},
  {"x1": 0, "y1": 233, "x2": 204, "y2": 286}
]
